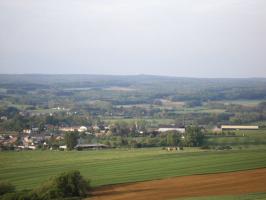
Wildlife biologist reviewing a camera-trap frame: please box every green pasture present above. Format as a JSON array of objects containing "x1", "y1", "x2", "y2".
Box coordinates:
[{"x1": 0, "y1": 148, "x2": 266, "y2": 190}]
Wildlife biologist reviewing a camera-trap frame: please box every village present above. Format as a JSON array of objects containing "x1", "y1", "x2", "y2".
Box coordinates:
[{"x1": 0, "y1": 121, "x2": 259, "y2": 151}]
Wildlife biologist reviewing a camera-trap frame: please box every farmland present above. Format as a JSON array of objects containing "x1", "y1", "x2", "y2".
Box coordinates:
[
  {"x1": 1, "y1": 75, "x2": 266, "y2": 199},
  {"x1": 1, "y1": 148, "x2": 266, "y2": 191}
]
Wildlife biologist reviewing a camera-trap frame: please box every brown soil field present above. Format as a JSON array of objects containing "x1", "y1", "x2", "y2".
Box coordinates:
[{"x1": 89, "y1": 168, "x2": 266, "y2": 200}]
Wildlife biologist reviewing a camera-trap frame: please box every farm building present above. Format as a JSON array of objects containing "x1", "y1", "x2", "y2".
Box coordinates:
[
  {"x1": 157, "y1": 128, "x2": 185, "y2": 133},
  {"x1": 221, "y1": 125, "x2": 259, "y2": 130},
  {"x1": 75, "y1": 143, "x2": 109, "y2": 150}
]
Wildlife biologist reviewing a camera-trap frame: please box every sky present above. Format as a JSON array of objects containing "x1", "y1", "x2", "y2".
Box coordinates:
[{"x1": 0, "y1": 0, "x2": 266, "y2": 78}]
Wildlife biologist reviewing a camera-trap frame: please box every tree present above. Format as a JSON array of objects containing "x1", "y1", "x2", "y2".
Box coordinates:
[
  {"x1": 166, "y1": 131, "x2": 181, "y2": 146},
  {"x1": 185, "y1": 126, "x2": 205, "y2": 147},
  {"x1": 35, "y1": 170, "x2": 90, "y2": 198},
  {"x1": 65, "y1": 132, "x2": 78, "y2": 150}
]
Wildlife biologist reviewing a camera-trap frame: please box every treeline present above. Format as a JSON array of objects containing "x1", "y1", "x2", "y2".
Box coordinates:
[{"x1": 1, "y1": 75, "x2": 266, "y2": 107}]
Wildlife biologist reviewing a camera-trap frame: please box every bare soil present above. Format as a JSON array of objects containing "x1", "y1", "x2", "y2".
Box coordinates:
[{"x1": 89, "y1": 168, "x2": 266, "y2": 200}]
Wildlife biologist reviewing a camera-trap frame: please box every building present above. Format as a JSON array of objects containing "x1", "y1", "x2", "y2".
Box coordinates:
[
  {"x1": 59, "y1": 126, "x2": 88, "y2": 132},
  {"x1": 221, "y1": 125, "x2": 259, "y2": 131},
  {"x1": 59, "y1": 145, "x2": 67, "y2": 150},
  {"x1": 23, "y1": 129, "x2": 32, "y2": 134},
  {"x1": 59, "y1": 127, "x2": 79, "y2": 132},
  {"x1": 157, "y1": 127, "x2": 185, "y2": 133},
  {"x1": 0, "y1": 116, "x2": 7, "y2": 121},
  {"x1": 78, "y1": 126, "x2": 88, "y2": 132}
]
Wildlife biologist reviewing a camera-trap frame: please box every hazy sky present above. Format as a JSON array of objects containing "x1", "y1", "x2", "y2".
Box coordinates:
[{"x1": 0, "y1": 0, "x2": 265, "y2": 77}]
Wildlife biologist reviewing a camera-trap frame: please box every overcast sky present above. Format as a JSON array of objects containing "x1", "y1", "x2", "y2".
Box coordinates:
[{"x1": 0, "y1": 0, "x2": 265, "y2": 77}]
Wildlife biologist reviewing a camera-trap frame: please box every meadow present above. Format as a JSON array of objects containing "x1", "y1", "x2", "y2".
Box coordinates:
[{"x1": 0, "y1": 148, "x2": 266, "y2": 190}]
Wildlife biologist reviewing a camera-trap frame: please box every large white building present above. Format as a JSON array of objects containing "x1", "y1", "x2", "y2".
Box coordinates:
[
  {"x1": 157, "y1": 128, "x2": 185, "y2": 133},
  {"x1": 221, "y1": 125, "x2": 259, "y2": 130}
]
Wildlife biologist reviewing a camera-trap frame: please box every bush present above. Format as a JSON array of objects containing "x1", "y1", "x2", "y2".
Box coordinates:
[
  {"x1": 34, "y1": 170, "x2": 90, "y2": 199},
  {"x1": 0, "y1": 181, "x2": 15, "y2": 196}
]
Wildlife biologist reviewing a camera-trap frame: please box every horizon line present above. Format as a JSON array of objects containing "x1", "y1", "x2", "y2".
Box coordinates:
[{"x1": 0, "y1": 73, "x2": 266, "y2": 79}]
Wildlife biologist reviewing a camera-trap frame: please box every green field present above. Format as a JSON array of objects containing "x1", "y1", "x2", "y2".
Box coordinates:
[{"x1": 1, "y1": 148, "x2": 266, "y2": 190}]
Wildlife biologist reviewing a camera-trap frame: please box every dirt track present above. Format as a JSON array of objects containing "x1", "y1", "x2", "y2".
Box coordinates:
[{"x1": 89, "y1": 168, "x2": 266, "y2": 200}]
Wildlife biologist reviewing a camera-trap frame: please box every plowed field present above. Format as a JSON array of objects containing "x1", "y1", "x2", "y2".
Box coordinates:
[{"x1": 90, "y1": 168, "x2": 266, "y2": 200}]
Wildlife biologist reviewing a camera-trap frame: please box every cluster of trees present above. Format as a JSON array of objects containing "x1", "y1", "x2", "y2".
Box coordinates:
[{"x1": 0, "y1": 171, "x2": 90, "y2": 200}]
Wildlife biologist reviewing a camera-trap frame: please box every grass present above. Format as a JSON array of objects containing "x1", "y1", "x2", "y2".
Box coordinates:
[
  {"x1": 1, "y1": 148, "x2": 266, "y2": 190},
  {"x1": 176, "y1": 192, "x2": 266, "y2": 200}
]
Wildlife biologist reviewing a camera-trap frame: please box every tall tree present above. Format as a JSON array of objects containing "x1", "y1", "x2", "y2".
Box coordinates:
[
  {"x1": 166, "y1": 131, "x2": 181, "y2": 146},
  {"x1": 65, "y1": 131, "x2": 78, "y2": 150},
  {"x1": 185, "y1": 126, "x2": 205, "y2": 147}
]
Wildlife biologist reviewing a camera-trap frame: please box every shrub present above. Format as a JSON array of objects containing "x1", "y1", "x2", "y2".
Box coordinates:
[
  {"x1": 34, "y1": 170, "x2": 90, "y2": 200},
  {"x1": 0, "y1": 181, "x2": 15, "y2": 196}
]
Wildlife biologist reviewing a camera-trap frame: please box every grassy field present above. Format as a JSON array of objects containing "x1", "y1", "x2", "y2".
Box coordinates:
[{"x1": 1, "y1": 148, "x2": 266, "y2": 190}]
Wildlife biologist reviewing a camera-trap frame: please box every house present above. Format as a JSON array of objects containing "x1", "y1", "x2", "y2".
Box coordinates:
[
  {"x1": 0, "y1": 116, "x2": 7, "y2": 121},
  {"x1": 212, "y1": 126, "x2": 222, "y2": 132},
  {"x1": 28, "y1": 145, "x2": 36, "y2": 150},
  {"x1": 75, "y1": 143, "x2": 109, "y2": 150},
  {"x1": 23, "y1": 129, "x2": 32, "y2": 134},
  {"x1": 59, "y1": 127, "x2": 79, "y2": 132},
  {"x1": 59, "y1": 126, "x2": 88, "y2": 132},
  {"x1": 23, "y1": 136, "x2": 33, "y2": 146},
  {"x1": 59, "y1": 145, "x2": 67, "y2": 150},
  {"x1": 157, "y1": 127, "x2": 185, "y2": 133},
  {"x1": 78, "y1": 126, "x2": 88, "y2": 132},
  {"x1": 221, "y1": 125, "x2": 259, "y2": 131}
]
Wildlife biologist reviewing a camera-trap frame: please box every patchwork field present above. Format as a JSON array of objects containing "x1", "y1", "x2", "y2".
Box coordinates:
[{"x1": 1, "y1": 148, "x2": 266, "y2": 191}]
